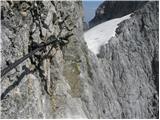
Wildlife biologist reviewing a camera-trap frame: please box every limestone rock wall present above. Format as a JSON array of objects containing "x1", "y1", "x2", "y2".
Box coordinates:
[
  {"x1": 1, "y1": 1, "x2": 85, "y2": 118},
  {"x1": 98, "y1": 1, "x2": 159, "y2": 118},
  {"x1": 0, "y1": 1, "x2": 159, "y2": 119}
]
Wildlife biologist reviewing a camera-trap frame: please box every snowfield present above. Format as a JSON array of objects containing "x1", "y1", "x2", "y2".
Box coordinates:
[{"x1": 84, "y1": 14, "x2": 131, "y2": 55}]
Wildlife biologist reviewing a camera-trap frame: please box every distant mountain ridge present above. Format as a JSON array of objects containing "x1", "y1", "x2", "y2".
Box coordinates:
[{"x1": 89, "y1": 1, "x2": 148, "y2": 28}]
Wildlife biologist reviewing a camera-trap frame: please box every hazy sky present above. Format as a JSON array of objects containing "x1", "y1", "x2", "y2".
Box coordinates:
[{"x1": 82, "y1": 1, "x2": 103, "y2": 23}]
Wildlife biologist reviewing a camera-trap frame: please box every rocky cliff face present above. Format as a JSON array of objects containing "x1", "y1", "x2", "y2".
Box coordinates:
[
  {"x1": 89, "y1": 1, "x2": 148, "y2": 28},
  {"x1": 1, "y1": 1, "x2": 85, "y2": 118},
  {"x1": 97, "y1": 1, "x2": 159, "y2": 118},
  {"x1": 1, "y1": 1, "x2": 159, "y2": 119}
]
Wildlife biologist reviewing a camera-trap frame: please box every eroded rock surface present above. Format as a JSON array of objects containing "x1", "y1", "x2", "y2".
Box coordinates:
[
  {"x1": 1, "y1": 1, "x2": 85, "y2": 118},
  {"x1": 0, "y1": 1, "x2": 159, "y2": 119},
  {"x1": 97, "y1": 1, "x2": 159, "y2": 118}
]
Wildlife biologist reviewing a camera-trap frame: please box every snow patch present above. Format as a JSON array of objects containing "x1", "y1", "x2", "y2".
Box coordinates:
[{"x1": 84, "y1": 14, "x2": 131, "y2": 54}]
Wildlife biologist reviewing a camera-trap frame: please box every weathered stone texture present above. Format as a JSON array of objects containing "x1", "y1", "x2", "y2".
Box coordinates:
[
  {"x1": 0, "y1": 1, "x2": 159, "y2": 119},
  {"x1": 98, "y1": 1, "x2": 159, "y2": 118}
]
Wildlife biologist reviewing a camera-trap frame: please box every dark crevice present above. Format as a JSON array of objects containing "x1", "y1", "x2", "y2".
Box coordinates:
[
  {"x1": 140, "y1": 17, "x2": 145, "y2": 32},
  {"x1": 151, "y1": 54, "x2": 159, "y2": 93}
]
